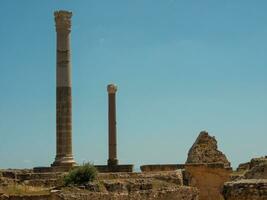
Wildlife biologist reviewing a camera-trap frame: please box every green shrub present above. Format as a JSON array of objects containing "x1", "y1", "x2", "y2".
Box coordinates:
[{"x1": 64, "y1": 163, "x2": 98, "y2": 186}]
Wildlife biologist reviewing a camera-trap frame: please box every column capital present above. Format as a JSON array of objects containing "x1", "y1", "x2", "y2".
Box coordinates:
[
  {"x1": 54, "y1": 10, "x2": 72, "y2": 32},
  {"x1": 107, "y1": 84, "x2": 118, "y2": 94}
]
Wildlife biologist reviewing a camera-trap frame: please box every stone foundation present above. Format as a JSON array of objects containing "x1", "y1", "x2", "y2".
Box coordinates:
[
  {"x1": 95, "y1": 165, "x2": 134, "y2": 173},
  {"x1": 140, "y1": 164, "x2": 184, "y2": 172},
  {"x1": 33, "y1": 166, "x2": 72, "y2": 173},
  {"x1": 50, "y1": 186, "x2": 199, "y2": 200},
  {"x1": 0, "y1": 187, "x2": 198, "y2": 200},
  {"x1": 0, "y1": 170, "x2": 199, "y2": 200},
  {"x1": 33, "y1": 164, "x2": 134, "y2": 173},
  {"x1": 0, "y1": 170, "x2": 64, "y2": 187}
]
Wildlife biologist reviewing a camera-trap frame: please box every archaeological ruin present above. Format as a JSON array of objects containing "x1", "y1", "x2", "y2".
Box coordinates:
[
  {"x1": 94, "y1": 84, "x2": 133, "y2": 172},
  {"x1": 52, "y1": 10, "x2": 76, "y2": 168},
  {"x1": 0, "y1": 10, "x2": 266, "y2": 200}
]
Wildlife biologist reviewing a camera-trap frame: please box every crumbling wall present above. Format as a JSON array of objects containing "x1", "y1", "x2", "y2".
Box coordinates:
[
  {"x1": 223, "y1": 179, "x2": 267, "y2": 200},
  {"x1": 223, "y1": 156, "x2": 267, "y2": 200},
  {"x1": 0, "y1": 188, "x2": 199, "y2": 200},
  {"x1": 184, "y1": 131, "x2": 232, "y2": 200},
  {"x1": 50, "y1": 186, "x2": 199, "y2": 200},
  {"x1": 244, "y1": 162, "x2": 267, "y2": 179},
  {"x1": 185, "y1": 163, "x2": 231, "y2": 200},
  {"x1": 0, "y1": 170, "x2": 199, "y2": 200},
  {"x1": 186, "y1": 131, "x2": 230, "y2": 168}
]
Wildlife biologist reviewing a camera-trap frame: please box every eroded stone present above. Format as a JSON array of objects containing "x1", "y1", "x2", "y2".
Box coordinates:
[{"x1": 186, "y1": 131, "x2": 230, "y2": 167}]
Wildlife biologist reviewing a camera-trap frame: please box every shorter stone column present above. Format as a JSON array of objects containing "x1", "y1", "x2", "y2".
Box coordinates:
[{"x1": 107, "y1": 84, "x2": 118, "y2": 166}]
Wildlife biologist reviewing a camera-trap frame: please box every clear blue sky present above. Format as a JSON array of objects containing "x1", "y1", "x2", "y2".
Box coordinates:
[{"x1": 0, "y1": 0, "x2": 266, "y2": 169}]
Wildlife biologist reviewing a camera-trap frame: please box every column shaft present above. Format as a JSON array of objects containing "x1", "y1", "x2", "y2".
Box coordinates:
[
  {"x1": 108, "y1": 93, "x2": 117, "y2": 160},
  {"x1": 52, "y1": 10, "x2": 75, "y2": 167},
  {"x1": 107, "y1": 84, "x2": 118, "y2": 166}
]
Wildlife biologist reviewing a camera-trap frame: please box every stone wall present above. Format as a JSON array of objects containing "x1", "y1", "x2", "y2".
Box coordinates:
[
  {"x1": 0, "y1": 170, "x2": 199, "y2": 200},
  {"x1": 223, "y1": 156, "x2": 267, "y2": 200},
  {"x1": 95, "y1": 165, "x2": 134, "y2": 173},
  {"x1": 223, "y1": 179, "x2": 267, "y2": 200},
  {"x1": 0, "y1": 170, "x2": 64, "y2": 187},
  {"x1": 50, "y1": 186, "x2": 199, "y2": 200},
  {"x1": 185, "y1": 163, "x2": 232, "y2": 200},
  {"x1": 249, "y1": 157, "x2": 267, "y2": 169},
  {"x1": 0, "y1": 188, "x2": 199, "y2": 200},
  {"x1": 140, "y1": 164, "x2": 184, "y2": 172},
  {"x1": 236, "y1": 162, "x2": 250, "y2": 172},
  {"x1": 244, "y1": 163, "x2": 267, "y2": 179}
]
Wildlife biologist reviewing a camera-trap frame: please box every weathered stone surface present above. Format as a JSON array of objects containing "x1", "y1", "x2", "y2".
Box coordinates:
[
  {"x1": 52, "y1": 10, "x2": 75, "y2": 167},
  {"x1": 185, "y1": 163, "x2": 232, "y2": 200},
  {"x1": 1, "y1": 170, "x2": 33, "y2": 179},
  {"x1": 95, "y1": 165, "x2": 133, "y2": 173},
  {"x1": 224, "y1": 156, "x2": 267, "y2": 200},
  {"x1": 244, "y1": 159, "x2": 267, "y2": 179},
  {"x1": 126, "y1": 179, "x2": 153, "y2": 192},
  {"x1": 186, "y1": 131, "x2": 230, "y2": 167},
  {"x1": 236, "y1": 162, "x2": 250, "y2": 172},
  {"x1": 223, "y1": 179, "x2": 267, "y2": 200},
  {"x1": 233, "y1": 156, "x2": 267, "y2": 180},
  {"x1": 140, "y1": 164, "x2": 185, "y2": 172},
  {"x1": 84, "y1": 182, "x2": 100, "y2": 192},
  {"x1": 0, "y1": 170, "x2": 198, "y2": 199},
  {"x1": 101, "y1": 179, "x2": 154, "y2": 193},
  {"x1": 249, "y1": 157, "x2": 267, "y2": 170},
  {"x1": 102, "y1": 180, "x2": 126, "y2": 192},
  {"x1": 0, "y1": 170, "x2": 64, "y2": 188},
  {"x1": 51, "y1": 186, "x2": 199, "y2": 200},
  {"x1": 98, "y1": 170, "x2": 183, "y2": 185}
]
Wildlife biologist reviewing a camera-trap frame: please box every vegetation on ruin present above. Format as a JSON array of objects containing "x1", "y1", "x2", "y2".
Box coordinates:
[{"x1": 64, "y1": 163, "x2": 98, "y2": 186}]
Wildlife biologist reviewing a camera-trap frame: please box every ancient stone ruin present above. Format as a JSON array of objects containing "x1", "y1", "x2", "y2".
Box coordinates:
[
  {"x1": 94, "y1": 84, "x2": 133, "y2": 172},
  {"x1": 223, "y1": 156, "x2": 267, "y2": 200},
  {"x1": 53, "y1": 10, "x2": 76, "y2": 168},
  {"x1": 0, "y1": 9, "x2": 266, "y2": 200},
  {"x1": 186, "y1": 131, "x2": 231, "y2": 167},
  {"x1": 242, "y1": 157, "x2": 267, "y2": 180},
  {"x1": 0, "y1": 169, "x2": 199, "y2": 200},
  {"x1": 185, "y1": 131, "x2": 232, "y2": 200}
]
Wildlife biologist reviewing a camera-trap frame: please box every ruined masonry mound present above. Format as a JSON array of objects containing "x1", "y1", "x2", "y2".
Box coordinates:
[
  {"x1": 186, "y1": 131, "x2": 231, "y2": 167},
  {"x1": 244, "y1": 157, "x2": 267, "y2": 179}
]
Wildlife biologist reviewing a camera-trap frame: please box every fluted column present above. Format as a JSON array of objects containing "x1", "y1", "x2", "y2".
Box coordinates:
[
  {"x1": 107, "y1": 84, "x2": 118, "y2": 166},
  {"x1": 52, "y1": 10, "x2": 76, "y2": 167}
]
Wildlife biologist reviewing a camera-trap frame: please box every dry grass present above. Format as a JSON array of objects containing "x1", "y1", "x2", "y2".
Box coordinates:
[{"x1": 0, "y1": 184, "x2": 49, "y2": 196}]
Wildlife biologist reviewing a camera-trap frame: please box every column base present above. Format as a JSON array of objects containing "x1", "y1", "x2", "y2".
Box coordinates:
[
  {"x1": 108, "y1": 159, "x2": 118, "y2": 166},
  {"x1": 51, "y1": 155, "x2": 76, "y2": 167}
]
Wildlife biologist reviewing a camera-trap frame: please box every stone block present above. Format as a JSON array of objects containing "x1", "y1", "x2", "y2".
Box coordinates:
[
  {"x1": 140, "y1": 164, "x2": 184, "y2": 172},
  {"x1": 185, "y1": 163, "x2": 232, "y2": 200},
  {"x1": 95, "y1": 165, "x2": 134, "y2": 173}
]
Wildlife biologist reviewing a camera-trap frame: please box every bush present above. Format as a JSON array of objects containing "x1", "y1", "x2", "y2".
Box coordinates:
[{"x1": 64, "y1": 163, "x2": 98, "y2": 186}]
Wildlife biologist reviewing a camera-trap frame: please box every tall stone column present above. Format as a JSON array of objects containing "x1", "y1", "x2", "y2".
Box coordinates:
[
  {"x1": 107, "y1": 84, "x2": 118, "y2": 166},
  {"x1": 52, "y1": 10, "x2": 76, "y2": 167}
]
